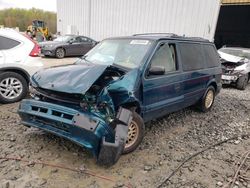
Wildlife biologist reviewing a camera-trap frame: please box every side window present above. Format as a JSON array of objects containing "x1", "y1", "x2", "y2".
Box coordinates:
[
  {"x1": 75, "y1": 37, "x2": 81, "y2": 43},
  {"x1": 80, "y1": 37, "x2": 89, "y2": 43},
  {"x1": 0, "y1": 36, "x2": 20, "y2": 50},
  {"x1": 179, "y1": 43, "x2": 204, "y2": 71},
  {"x1": 203, "y1": 44, "x2": 220, "y2": 68},
  {"x1": 149, "y1": 43, "x2": 177, "y2": 75}
]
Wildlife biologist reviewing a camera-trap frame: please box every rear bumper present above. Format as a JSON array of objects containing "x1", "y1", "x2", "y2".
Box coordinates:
[{"x1": 18, "y1": 99, "x2": 132, "y2": 165}]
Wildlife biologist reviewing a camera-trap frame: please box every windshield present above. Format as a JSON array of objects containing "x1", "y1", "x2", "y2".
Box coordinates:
[
  {"x1": 83, "y1": 39, "x2": 152, "y2": 68},
  {"x1": 219, "y1": 48, "x2": 250, "y2": 59},
  {"x1": 54, "y1": 36, "x2": 72, "y2": 42}
]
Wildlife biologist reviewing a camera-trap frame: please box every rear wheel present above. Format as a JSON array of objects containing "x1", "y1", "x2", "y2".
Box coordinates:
[
  {"x1": 55, "y1": 48, "x2": 65, "y2": 58},
  {"x1": 0, "y1": 72, "x2": 28, "y2": 104},
  {"x1": 196, "y1": 86, "x2": 215, "y2": 112},
  {"x1": 123, "y1": 111, "x2": 145, "y2": 154},
  {"x1": 236, "y1": 74, "x2": 248, "y2": 90}
]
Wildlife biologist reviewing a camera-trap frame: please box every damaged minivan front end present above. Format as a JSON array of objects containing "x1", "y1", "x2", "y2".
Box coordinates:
[{"x1": 18, "y1": 38, "x2": 152, "y2": 165}]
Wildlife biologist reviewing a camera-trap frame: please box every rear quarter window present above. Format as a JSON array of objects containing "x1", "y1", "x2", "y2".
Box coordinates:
[
  {"x1": 179, "y1": 43, "x2": 205, "y2": 71},
  {"x1": 0, "y1": 36, "x2": 21, "y2": 50},
  {"x1": 203, "y1": 44, "x2": 220, "y2": 68}
]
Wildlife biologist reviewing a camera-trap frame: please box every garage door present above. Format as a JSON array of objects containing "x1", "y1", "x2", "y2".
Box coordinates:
[{"x1": 214, "y1": 4, "x2": 250, "y2": 48}]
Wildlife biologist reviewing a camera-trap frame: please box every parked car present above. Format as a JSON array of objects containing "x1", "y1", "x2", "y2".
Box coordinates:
[
  {"x1": 218, "y1": 47, "x2": 250, "y2": 90},
  {"x1": 0, "y1": 29, "x2": 43, "y2": 104},
  {"x1": 18, "y1": 34, "x2": 221, "y2": 165},
  {"x1": 39, "y1": 35, "x2": 97, "y2": 58}
]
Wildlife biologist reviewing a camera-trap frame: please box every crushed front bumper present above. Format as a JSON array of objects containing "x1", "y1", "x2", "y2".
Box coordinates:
[
  {"x1": 18, "y1": 99, "x2": 132, "y2": 166},
  {"x1": 221, "y1": 74, "x2": 238, "y2": 84}
]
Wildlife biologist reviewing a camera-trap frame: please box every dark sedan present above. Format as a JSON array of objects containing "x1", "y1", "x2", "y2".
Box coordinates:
[{"x1": 39, "y1": 35, "x2": 97, "y2": 58}]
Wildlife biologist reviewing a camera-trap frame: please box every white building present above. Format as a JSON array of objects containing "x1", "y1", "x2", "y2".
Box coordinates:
[{"x1": 57, "y1": 0, "x2": 221, "y2": 41}]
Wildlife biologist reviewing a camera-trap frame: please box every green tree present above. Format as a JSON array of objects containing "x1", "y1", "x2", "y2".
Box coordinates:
[{"x1": 0, "y1": 8, "x2": 57, "y2": 34}]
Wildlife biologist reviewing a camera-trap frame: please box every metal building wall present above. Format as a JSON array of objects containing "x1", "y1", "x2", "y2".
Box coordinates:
[
  {"x1": 57, "y1": 0, "x2": 221, "y2": 41},
  {"x1": 57, "y1": 0, "x2": 90, "y2": 35}
]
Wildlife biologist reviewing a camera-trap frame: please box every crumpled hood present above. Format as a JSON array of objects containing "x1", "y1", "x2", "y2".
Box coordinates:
[
  {"x1": 31, "y1": 63, "x2": 108, "y2": 94},
  {"x1": 218, "y1": 51, "x2": 245, "y2": 63}
]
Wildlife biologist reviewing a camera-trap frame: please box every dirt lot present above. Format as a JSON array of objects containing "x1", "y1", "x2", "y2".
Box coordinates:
[{"x1": 0, "y1": 58, "x2": 250, "y2": 188}]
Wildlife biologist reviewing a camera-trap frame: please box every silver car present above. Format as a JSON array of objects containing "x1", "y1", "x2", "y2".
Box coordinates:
[{"x1": 218, "y1": 47, "x2": 250, "y2": 90}]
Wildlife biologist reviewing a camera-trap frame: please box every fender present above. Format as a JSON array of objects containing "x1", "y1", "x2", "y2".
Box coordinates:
[{"x1": 0, "y1": 67, "x2": 30, "y2": 83}]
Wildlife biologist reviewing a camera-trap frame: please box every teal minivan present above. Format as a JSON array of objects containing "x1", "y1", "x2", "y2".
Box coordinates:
[{"x1": 18, "y1": 33, "x2": 222, "y2": 165}]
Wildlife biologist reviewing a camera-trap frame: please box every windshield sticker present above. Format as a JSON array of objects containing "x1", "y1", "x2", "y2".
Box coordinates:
[{"x1": 130, "y1": 40, "x2": 149, "y2": 45}]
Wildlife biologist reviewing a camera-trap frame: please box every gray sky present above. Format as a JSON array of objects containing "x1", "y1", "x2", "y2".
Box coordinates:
[{"x1": 0, "y1": 0, "x2": 56, "y2": 12}]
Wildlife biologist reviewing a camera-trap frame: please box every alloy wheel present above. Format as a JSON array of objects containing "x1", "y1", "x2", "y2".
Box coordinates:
[
  {"x1": 125, "y1": 120, "x2": 139, "y2": 149},
  {"x1": 56, "y1": 48, "x2": 64, "y2": 58},
  {"x1": 205, "y1": 90, "x2": 214, "y2": 109},
  {"x1": 0, "y1": 77, "x2": 23, "y2": 100}
]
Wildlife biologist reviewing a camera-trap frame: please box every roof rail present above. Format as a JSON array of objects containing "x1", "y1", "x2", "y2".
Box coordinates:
[
  {"x1": 133, "y1": 33, "x2": 180, "y2": 37},
  {"x1": 184, "y1": 37, "x2": 209, "y2": 41}
]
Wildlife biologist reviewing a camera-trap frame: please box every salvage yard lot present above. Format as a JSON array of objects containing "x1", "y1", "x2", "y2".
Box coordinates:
[{"x1": 0, "y1": 58, "x2": 250, "y2": 188}]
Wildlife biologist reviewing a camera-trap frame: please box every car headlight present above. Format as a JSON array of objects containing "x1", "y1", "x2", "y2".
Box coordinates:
[
  {"x1": 45, "y1": 44, "x2": 54, "y2": 48},
  {"x1": 29, "y1": 86, "x2": 40, "y2": 100},
  {"x1": 29, "y1": 85, "x2": 36, "y2": 95}
]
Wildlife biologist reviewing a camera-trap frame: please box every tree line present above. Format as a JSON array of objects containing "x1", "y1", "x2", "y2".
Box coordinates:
[{"x1": 0, "y1": 8, "x2": 57, "y2": 34}]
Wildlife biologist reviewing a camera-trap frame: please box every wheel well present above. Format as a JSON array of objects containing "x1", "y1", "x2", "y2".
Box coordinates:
[
  {"x1": 121, "y1": 102, "x2": 141, "y2": 114},
  {"x1": 0, "y1": 69, "x2": 29, "y2": 84},
  {"x1": 209, "y1": 82, "x2": 217, "y2": 92}
]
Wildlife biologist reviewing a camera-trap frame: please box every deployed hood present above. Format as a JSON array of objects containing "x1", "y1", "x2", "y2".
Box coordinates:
[
  {"x1": 218, "y1": 51, "x2": 245, "y2": 63},
  {"x1": 31, "y1": 63, "x2": 109, "y2": 94}
]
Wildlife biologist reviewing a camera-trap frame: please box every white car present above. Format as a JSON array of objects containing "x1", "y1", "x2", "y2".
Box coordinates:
[
  {"x1": 218, "y1": 47, "x2": 250, "y2": 90},
  {"x1": 0, "y1": 29, "x2": 44, "y2": 103}
]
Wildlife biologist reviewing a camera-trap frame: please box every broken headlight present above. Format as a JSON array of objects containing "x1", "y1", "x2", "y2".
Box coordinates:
[{"x1": 29, "y1": 86, "x2": 40, "y2": 100}]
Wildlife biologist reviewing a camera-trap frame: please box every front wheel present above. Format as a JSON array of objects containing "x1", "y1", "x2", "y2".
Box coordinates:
[
  {"x1": 196, "y1": 86, "x2": 215, "y2": 112},
  {"x1": 55, "y1": 48, "x2": 65, "y2": 58},
  {"x1": 236, "y1": 74, "x2": 249, "y2": 90},
  {"x1": 123, "y1": 111, "x2": 145, "y2": 154},
  {"x1": 0, "y1": 72, "x2": 28, "y2": 104}
]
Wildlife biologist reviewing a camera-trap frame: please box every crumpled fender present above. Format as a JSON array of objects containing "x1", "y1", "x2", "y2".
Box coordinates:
[{"x1": 107, "y1": 68, "x2": 142, "y2": 108}]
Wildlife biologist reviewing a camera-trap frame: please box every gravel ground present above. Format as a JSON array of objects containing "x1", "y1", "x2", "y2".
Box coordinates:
[{"x1": 0, "y1": 58, "x2": 249, "y2": 188}]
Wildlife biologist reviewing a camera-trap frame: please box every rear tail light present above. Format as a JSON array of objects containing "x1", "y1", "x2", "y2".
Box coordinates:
[
  {"x1": 23, "y1": 34, "x2": 40, "y2": 57},
  {"x1": 29, "y1": 43, "x2": 40, "y2": 57}
]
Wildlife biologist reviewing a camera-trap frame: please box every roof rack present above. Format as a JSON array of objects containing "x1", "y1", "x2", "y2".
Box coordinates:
[
  {"x1": 133, "y1": 33, "x2": 180, "y2": 37},
  {"x1": 132, "y1": 33, "x2": 210, "y2": 42},
  {"x1": 185, "y1": 37, "x2": 209, "y2": 41}
]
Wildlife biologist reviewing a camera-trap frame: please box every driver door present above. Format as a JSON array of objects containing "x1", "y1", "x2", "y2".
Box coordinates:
[{"x1": 142, "y1": 41, "x2": 184, "y2": 122}]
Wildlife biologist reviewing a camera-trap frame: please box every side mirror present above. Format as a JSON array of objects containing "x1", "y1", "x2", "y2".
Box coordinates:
[{"x1": 148, "y1": 66, "x2": 165, "y2": 76}]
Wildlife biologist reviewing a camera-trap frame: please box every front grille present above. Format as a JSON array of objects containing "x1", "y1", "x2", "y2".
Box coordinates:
[
  {"x1": 29, "y1": 105, "x2": 74, "y2": 132},
  {"x1": 31, "y1": 105, "x2": 74, "y2": 120},
  {"x1": 35, "y1": 87, "x2": 82, "y2": 105}
]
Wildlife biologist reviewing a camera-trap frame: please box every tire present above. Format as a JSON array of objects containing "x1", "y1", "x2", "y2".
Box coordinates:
[
  {"x1": 236, "y1": 74, "x2": 249, "y2": 90},
  {"x1": 196, "y1": 86, "x2": 215, "y2": 113},
  {"x1": 0, "y1": 72, "x2": 28, "y2": 104},
  {"x1": 55, "y1": 48, "x2": 65, "y2": 58},
  {"x1": 122, "y1": 111, "x2": 145, "y2": 154}
]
